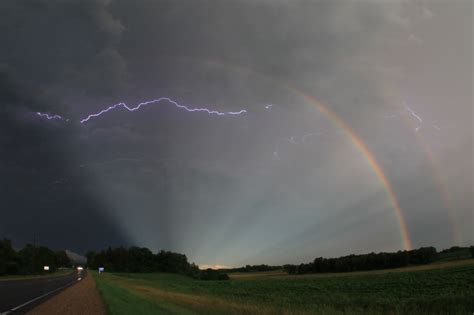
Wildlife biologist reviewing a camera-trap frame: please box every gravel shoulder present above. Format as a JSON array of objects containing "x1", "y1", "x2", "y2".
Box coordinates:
[{"x1": 26, "y1": 272, "x2": 107, "y2": 315}]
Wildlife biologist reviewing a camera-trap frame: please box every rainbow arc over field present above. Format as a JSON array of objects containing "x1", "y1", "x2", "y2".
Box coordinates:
[
  {"x1": 286, "y1": 86, "x2": 413, "y2": 250},
  {"x1": 398, "y1": 101, "x2": 458, "y2": 244},
  {"x1": 377, "y1": 84, "x2": 458, "y2": 245},
  {"x1": 35, "y1": 58, "x2": 414, "y2": 251},
  {"x1": 205, "y1": 59, "x2": 413, "y2": 250}
]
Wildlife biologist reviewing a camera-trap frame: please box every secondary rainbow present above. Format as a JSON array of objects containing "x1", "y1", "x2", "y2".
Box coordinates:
[
  {"x1": 205, "y1": 59, "x2": 413, "y2": 250},
  {"x1": 286, "y1": 85, "x2": 413, "y2": 250}
]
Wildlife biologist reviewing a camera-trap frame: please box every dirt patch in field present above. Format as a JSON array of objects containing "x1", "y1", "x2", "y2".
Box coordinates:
[{"x1": 27, "y1": 273, "x2": 106, "y2": 315}]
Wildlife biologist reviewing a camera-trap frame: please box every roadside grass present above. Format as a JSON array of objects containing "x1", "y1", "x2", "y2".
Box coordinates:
[
  {"x1": 0, "y1": 268, "x2": 73, "y2": 281},
  {"x1": 92, "y1": 260, "x2": 474, "y2": 314},
  {"x1": 93, "y1": 273, "x2": 192, "y2": 315}
]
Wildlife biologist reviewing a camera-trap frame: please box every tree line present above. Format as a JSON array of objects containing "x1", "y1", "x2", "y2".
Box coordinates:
[
  {"x1": 0, "y1": 238, "x2": 70, "y2": 276},
  {"x1": 230, "y1": 246, "x2": 474, "y2": 275},
  {"x1": 86, "y1": 246, "x2": 229, "y2": 280},
  {"x1": 284, "y1": 247, "x2": 438, "y2": 275},
  {"x1": 3, "y1": 239, "x2": 472, "y2": 278},
  {"x1": 438, "y1": 246, "x2": 474, "y2": 261},
  {"x1": 223, "y1": 264, "x2": 282, "y2": 273}
]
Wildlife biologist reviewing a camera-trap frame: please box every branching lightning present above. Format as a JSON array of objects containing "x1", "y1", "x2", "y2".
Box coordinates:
[
  {"x1": 80, "y1": 97, "x2": 247, "y2": 124},
  {"x1": 35, "y1": 96, "x2": 247, "y2": 125},
  {"x1": 35, "y1": 96, "x2": 330, "y2": 163}
]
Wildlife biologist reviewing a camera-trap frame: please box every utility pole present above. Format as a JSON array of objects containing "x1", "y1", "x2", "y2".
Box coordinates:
[{"x1": 32, "y1": 233, "x2": 36, "y2": 274}]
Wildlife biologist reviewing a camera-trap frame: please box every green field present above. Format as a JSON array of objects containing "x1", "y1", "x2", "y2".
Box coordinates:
[{"x1": 93, "y1": 259, "x2": 474, "y2": 314}]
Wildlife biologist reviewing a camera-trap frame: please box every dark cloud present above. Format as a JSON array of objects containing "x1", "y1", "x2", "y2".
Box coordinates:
[
  {"x1": 0, "y1": 0, "x2": 125, "y2": 99},
  {"x1": 1, "y1": 0, "x2": 471, "y2": 263},
  {"x1": 0, "y1": 0, "x2": 129, "y2": 253}
]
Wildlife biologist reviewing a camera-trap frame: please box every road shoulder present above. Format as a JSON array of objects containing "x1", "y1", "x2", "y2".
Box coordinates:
[{"x1": 26, "y1": 272, "x2": 107, "y2": 315}]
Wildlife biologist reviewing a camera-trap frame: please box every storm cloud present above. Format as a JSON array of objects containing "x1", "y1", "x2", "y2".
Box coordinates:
[{"x1": 1, "y1": 0, "x2": 472, "y2": 266}]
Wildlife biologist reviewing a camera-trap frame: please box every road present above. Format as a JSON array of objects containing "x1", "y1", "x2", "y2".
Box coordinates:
[{"x1": 0, "y1": 270, "x2": 84, "y2": 314}]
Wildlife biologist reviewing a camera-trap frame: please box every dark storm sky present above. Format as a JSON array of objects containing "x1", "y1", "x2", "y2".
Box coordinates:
[{"x1": 0, "y1": 0, "x2": 472, "y2": 267}]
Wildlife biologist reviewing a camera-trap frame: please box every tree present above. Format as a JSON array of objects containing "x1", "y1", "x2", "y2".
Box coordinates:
[
  {"x1": 55, "y1": 250, "x2": 70, "y2": 268},
  {"x1": 86, "y1": 251, "x2": 97, "y2": 269},
  {"x1": 199, "y1": 268, "x2": 229, "y2": 280},
  {"x1": 0, "y1": 239, "x2": 19, "y2": 275},
  {"x1": 18, "y1": 244, "x2": 58, "y2": 273}
]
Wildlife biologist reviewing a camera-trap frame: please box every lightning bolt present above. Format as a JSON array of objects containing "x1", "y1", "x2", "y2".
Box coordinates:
[
  {"x1": 385, "y1": 102, "x2": 438, "y2": 133},
  {"x1": 403, "y1": 102, "x2": 423, "y2": 123},
  {"x1": 36, "y1": 112, "x2": 68, "y2": 121},
  {"x1": 80, "y1": 97, "x2": 247, "y2": 124},
  {"x1": 403, "y1": 102, "x2": 441, "y2": 132},
  {"x1": 35, "y1": 97, "x2": 247, "y2": 124},
  {"x1": 272, "y1": 131, "x2": 323, "y2": 160}
]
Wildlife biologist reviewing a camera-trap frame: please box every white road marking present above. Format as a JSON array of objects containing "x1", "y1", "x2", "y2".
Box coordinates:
[{"x1": 0, "y1": 277, "x2": 80, "y2": 314}]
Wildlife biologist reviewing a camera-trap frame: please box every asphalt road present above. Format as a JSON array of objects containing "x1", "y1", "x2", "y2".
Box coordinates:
[{"x1": 0, "y1": 270, "x2": 84, "y2": 314}]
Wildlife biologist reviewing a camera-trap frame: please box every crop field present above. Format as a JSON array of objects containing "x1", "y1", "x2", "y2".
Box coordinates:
[{"x1": 93, "y1": 259, "x2": 474, "y2": 314}]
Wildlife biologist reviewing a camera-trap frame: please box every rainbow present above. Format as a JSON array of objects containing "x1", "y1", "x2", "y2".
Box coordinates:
[
  {"x1": 138, "y1": 56, "x2": 414, "y2": 250},
  {"x1": 204, "y1": 59, "x2": 413, "y2": 250},
  {"x1": 377, "y1": 83, "x2": 458, "y2": 244},
  {"x1": 285, "y1": 86, "x2": 413, "y2": 250},
  {"x1": 399, "y1": 102, "x2": 459, "y2": 244}
]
